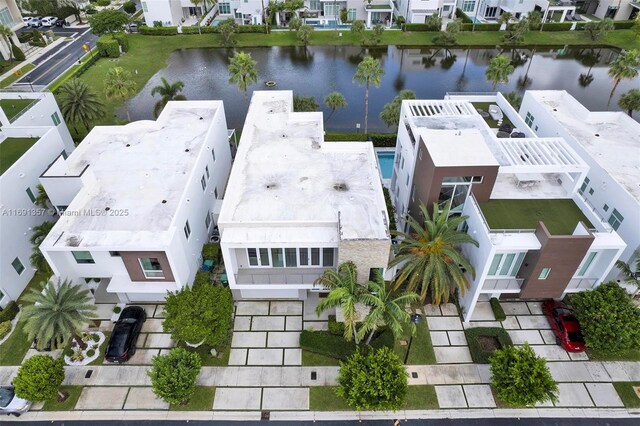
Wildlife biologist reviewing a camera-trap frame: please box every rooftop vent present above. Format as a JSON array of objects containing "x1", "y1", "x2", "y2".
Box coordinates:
[
  {"x1": 126, "y1": 144, "x2": 131, "y2": 147},
  {"x1": 105, "y1": 207, "x2": 111, "y2": 211},
  {"x1": 161, "y1": 200, "x2": 167, "y2": 204},
  {"x1": 333, "y1": 182, "x2": 348, "y2": 192},
  {"x1": 185, "y1": 149, "x2": 190, "y2": 152},
  {"x1": 595, "y1": 134, "x2": 600, "y2": 137},
  {"x1": 266, "y1": 183, "x2": 278, "y2": 189},
  {"x1": 67, "y1": 236, "x2": 81, "y2": 247}
]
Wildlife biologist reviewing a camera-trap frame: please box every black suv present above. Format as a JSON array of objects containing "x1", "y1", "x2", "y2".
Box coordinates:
[{"x1": 105, "y1": 306, "x2": 146, "y2": 363}]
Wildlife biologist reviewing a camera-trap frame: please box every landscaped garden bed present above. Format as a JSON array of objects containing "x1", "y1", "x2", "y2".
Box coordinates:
[
  {"x1": 63, "y1": 331, "x2": 106, "y2": 366},
  {"x1": 465, "y1": 327, "x2": 513, "y2": 363}
]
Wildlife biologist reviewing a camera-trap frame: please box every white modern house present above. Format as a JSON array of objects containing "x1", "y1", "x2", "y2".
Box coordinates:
[
  {"x1": 0, "y1": 92, "x2": 74, "y2": 308},
  {"x1": 218, "y1": 90, "x2": 391, "y2": 300},
  {"x1": 590, "y1": 0, "x2": 638, "y2": 20},
  {"x1": 396, "y1": 0, "x2": 457, "y2": 23},
  {"x1": 0, "y1": 0, "x2": 24, "y2": 61},
  {"x1": 456, "y1": 0, "x2": 579, "y2": 22},
  {"x1": 140, "y1": 0, "x2": 218, "y2": 26},
  {"x1": 39, "y1": 101, "x2": 233, "y2": 303},
  {"x1": 390, "y1": 91, "x2": 628, "y2": 321}
]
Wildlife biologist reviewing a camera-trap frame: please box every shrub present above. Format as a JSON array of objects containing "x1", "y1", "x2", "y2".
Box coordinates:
[
  {"x1": 613, "y1": 20, "x2": 635, "y2": 30},
  {"x1": 96, "y1": 36, "x2": 120, "y2": 58},
  {"x1": 71, "y1": 347, "x2": 85, "y2": 362},
  {"x1": 456, "y1": 8, "x2": 473, "y2": 24},
  {"x1": 192, "y1": 270, "x2": 211, "y2": 289},
  {"x1": 123, "y1": 0, "x2": 136, "y2": 14},
  {"x1": 13, "y1": 355, "x2": 65, "y2": 402},
  {"x1": 64, "y1": 348, "x2": 74, "y2": 357},
  {"x1": 163, "y1": 285, "x2": 233, "y2": 347},
  {"x1": 85, "y1": 6, "x2": 97, "y2": 14},
  {"x1": 540, "y1": 22, "x2": 572, "y2": 31},
  {"x1": 337, "y1": 347, "x2": 408, "y2": 411},
  {"x1": 369, "y1": 133, "x2": 396, "y2": 147},
  {"x1": 300, "y1": 329, "x2": 357, "y2": 360},
  {"x1": 148, "y1": 348, "x2": 202, "y2": 404},
  {"x1": 237, "y1": 24, "x2": 267, "y2": 33},
  {"x1": 324, "y1": 132, "x2": 368, "y2": 142},
  {"x1": 490, "y1": 297, "x2": 506, "y2": 321},
  {"x1": 569, "y1": 281, "x2": 640, "y2": 354},
  {"x1": 328, "y1": 315, "x2": 345, "y2": 336},
  {"x1": 113, "y1": 306, "x2": 122, "y2": 314},
  {"x1": 30, "y1": 29, "x2": 46, "y2": 47},
  {"x1": 490, "y1": 343, "x2": 558, "y2": 406},
  {"x1": 0, "y1": 301, "x2": 19, "y2": 322},
  {"x1": 383, "y1": 187, "x2": 396, "y2": 232},
  {"x1": 17, "y1": 32, "x2": 33, "y2": 43},
  {"x1": 403, "y1": 23, "x2": 439, "y2": 32},
  {"x1": 202, "y1": 243, "x2": 220, "y2": 261},
  {"x1": 140, "y1": 26, "x2": 178, "y2": 35},
  {"x1": 92, "y1": 333, "x2": 100, "y2": 342},
  {"x1": 465, "y1": 327, "x2": 513, "y2": 363},
  {"x1": 12, "y1": 43, "x2": 25, "y2": 61},
  {"x1": 86, "y1": 349, "x2": 96, "y2": 357},
  {"x1": 97, "y1": 0, "x2": 111, "y2": 6},
  {"x1": 461, "y1": 23, "x2": 500, "y2": 31},
  {"x1": 153, "y1": 21, "x2": 163, "y2": 27},
  {"x1": 0, "y1": 321, "x2": 12, "y2": 339},
  {"x1": 112, "y1": 32, "x2": 129, "y2": 52}
]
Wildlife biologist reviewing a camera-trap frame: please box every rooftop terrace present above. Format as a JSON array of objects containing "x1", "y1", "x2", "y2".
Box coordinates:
[
  {"x1": 0, "y1": 98, "x2": 37, "y2": 123},
  {"x1": 478, "y1": 198, "x2": 593, "y2": 235},
  {"x1": 0, "y1": 137, "x2": 39, "y2": 175}
]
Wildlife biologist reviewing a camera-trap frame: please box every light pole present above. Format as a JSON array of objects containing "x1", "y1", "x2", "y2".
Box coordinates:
[
  {"x1": 403, "y1": 313, "x2": 423, "y2": 364},
  {"x1": 26, "y1": 75, "x2": 34, "y2": 92},
  {"x1": 472, "y1": 0, "x2": 481, "y2": 32}
]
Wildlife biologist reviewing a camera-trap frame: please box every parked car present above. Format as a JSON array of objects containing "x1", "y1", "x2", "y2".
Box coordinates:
[
  {"x1": 22, "y1": 17, "x2": 30, "y2": 24},
  {"x1": 105, "y1": 306, "x2": 146, "y2": 363},
  {"x1": 0, "y1": 386, "x2": 31, "y2": 417},
  {"x1": 55, "y1": 18, "x2": 69, "y2": 27},
  {"x1": 543, "y1": 300, "x2": 586, "y2": 353},
  {"x1": 127, "y1": 22, "x2": 138, "y2": 33},
  {"x1": 41, "y1": 17, "x2": 57, "y2": 27},
  {"x1": 26, "y1": 17, "x2": 42, "y2": 27}
]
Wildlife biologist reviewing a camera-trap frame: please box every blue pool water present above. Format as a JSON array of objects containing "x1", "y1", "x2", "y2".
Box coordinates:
[{"x1": 377, "y1": 152, "x2": 395, "y2": 179}]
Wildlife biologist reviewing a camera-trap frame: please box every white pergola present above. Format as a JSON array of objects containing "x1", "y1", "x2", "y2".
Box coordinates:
[{"x1": 407, "y1": 100, "x2": 477, "y2": 118}]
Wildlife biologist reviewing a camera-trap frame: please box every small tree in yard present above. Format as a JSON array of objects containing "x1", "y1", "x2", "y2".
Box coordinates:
[
  {"x1": 88, "y1": 9, "x2": 129, "y2": 36},
  {"x1": 350, "y1": 19, "x2": 365, "y2": 39},
  {"x1": 288, "y1": 16, "x2": 302, "y2": 31},
  {"x1": 490, "y1": 343, "x2": 558, "y2": 406},
  {"x1": 163, "y1": 284, "x2": 234, "y2": 347},
  {"x1": 584, "y1": 18, "x2": 614, "y2": 42},
  {"x1": 123, "y1": 1, "x2": 136, "y2": 14},
  {"x1": 148, "y1": 348, "x2": 202, "y2": 405},
  {"x1": 13, "y1": 355, "x2": 65, "y2": 402},
  {"x1": 337, "y1": 347, "x2": 408, "y2": 411},
  {"x1": 293, "y1": 95, "x2": 319, "y2": 111},
  {"x1": 297, "y1": 24, "x2": 313, "y2": 46},
  {"x1": 218, "y1": 18, "x2": 238, "y2": 47},
  {"x1": 569, "y1": 281, "x2": 640, "y2": 354}
]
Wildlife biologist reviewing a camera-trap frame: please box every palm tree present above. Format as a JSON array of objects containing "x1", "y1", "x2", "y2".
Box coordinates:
[
  {"x1": 0, "y1": 24, "x2": 14, "y2": 63},
  {"x1": 324, "y1": 91, "x2": 347, "y2": 124},
  {"x1": 315, "y1": 262, "x2": 369, "y2": 344},
  {"x1": 617, "y1": 88, "x2": 640, "y2": 117},
  {"x1": 607, "y1": 49, "x2": 640, "y2": 108},
  {"x1": 29, "y1": 221, "x2": 55, "y2": 274},
  {"x1": 34, "y1": 184, "x2": 50, "y2": 210},
  {"x1": 485, "y1": 54, "x2": 514, "y2": 91},
  {"x1": 104, "y1": 67, "x2": 137, "y2": 121},
  {"x1": 228, "y1": 51, "x2": 258, "y2": 100},
  {"x1": 353, "y1": 56, "x2": 384, "y2": 134},
  {"x1": 191, "y1": 0, "x2": 203, "y2": 34},
  {"x1": 358, "y1": 272, "x2": 420, "y2": 344},
  {"x1": 21, "y1": 278, "x2": 96, "y2": 350},
  {"x1": 390, "y1": 202, "x2": 479, "y2": 304},
  {"x1": 58, "y1": 78, "x2": 105, "y2": 132},
  {"x1": 616, "y1": 251, "x2": 640, "y2": 291},
  {"x1": 151, "y1": 78, "x2": 186, "y2": 117}
]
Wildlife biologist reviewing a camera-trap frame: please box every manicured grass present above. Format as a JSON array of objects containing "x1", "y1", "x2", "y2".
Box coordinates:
[
  {"x1": 393, "y1": 310, "x2": 437, "y2": 365},
  {"x1": 479, "y1": 199, "x2": 594, "y2": 235},
  {"x1": 465, "y1": 327, "x2": 513, "y2": 364},
  {"x1": 310, "y1": 385, "x2": 439, "y2": 410},
  {"x1": 613, "y1": 382, "x2": 640, "y2": 408},
  {"x1": 0, "y1": 99, "x2": 35, "y2": 122},
  {"x1": 177, "y1": 340, "x2": 231, "y2": 366},
  {"x1": 302, "y1": 350, "x2": 341, "y2": 366},
  {"x1": 0, "y1": 63, "x2": 36, "y2": 88},
  {"x1": 0, "y1": 137, "x2": 39, "y2": 175},
  {"x1": 586, "y1": 348, "x2": 640, "y2": 362},
  {"x1": 42, "y1": 386, "x2": 83, "y2": 411},
  {"x1": 170, "y1": 386, "x2": 216, "y2": 411},
  {"x1": 472, "y1": 102, "x2": 515, "y2": 129}
]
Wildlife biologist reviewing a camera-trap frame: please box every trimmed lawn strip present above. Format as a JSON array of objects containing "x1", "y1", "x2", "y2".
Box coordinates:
[
  {"x1": 177, "y1": 340, "x2": 231, "y2": 366},
  {"x1": 0, "y1": 138, "x2": 39, "y2": 175},
  {"x1": 394, "y1": 313, "x2": 437, "y2": 365},
  {"x1": 613, "y1": 382, "x2": 640, "y2": 409},
  {"x1": 170, "y1": 386, "x2": 216, "y2": 411},
  {"x1": 42, "y1": 386, "x2": 83, "y2": 411},
  {"x1": 310, "y1": 385, "x2": 438, "y2": 410},
  {"x1": 465, "y1": 327, "x2": 513, "y2": 364},
  {"x1": 302, "y1": 350, "x2": 341, "y2": 366},
  {"x1": 0, "y1": 63, "x2": 35, "y2": 88},
  {"x1": 0, "y1": 99, "x2": 35, "y2": 121},
  {"x1": 587, "y1": 348, "x2": 640, "y2": 362}
]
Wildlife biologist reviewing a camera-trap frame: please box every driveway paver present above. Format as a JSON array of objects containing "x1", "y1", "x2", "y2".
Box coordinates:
[
  {"x1": 247, "y1": 348, "x2": 283, "y2": 365},
  {"x1": 236, "y1": 301, "x2": 270, "y2": 316},
  {"x1": 251, "y1": 316, "x2": 285, "y2": 331},
  {"x1": 469, "y1": 302, "x2": 495, "y2": 321},
  {"x1": 284, "y1": 348, "x2": 302, "y2": 365},
  {"x1": 463, "y1": 384, "x2": 496, "y2": 408},
  {"x1": 427, "y1": 317, "x2": 463, "y2": 331},
  {"x1": 262, "y1": 387, "x2": 309, "y2": 410},
  {"x1": 539, "y1": 329, "x2": 557, "y2": 345},
  {"x1": 303, "y1": 321, "x2": 328, "y2": 331},
  {"x1": 233, "y1": 316, "x2": 252, "y2": 331},
  {"x1": 500, "y1": 316, "x2": 521, "y2": 330},
  {"x1": 231, "y1": 332, "x2": 267, "y2": 348},
  {"x1": 507, "y1": 330, "x2": 543, "y2": 345},
  {"x1": 424, "y1": 304, "x2": 441, "y2": 316},
  {"x1": 270, "y1": 301, "x2": 303, "y2": 315},
  {"x1": 434, "y1": 346, "x2": 473, "y2": 364},
  {"x1": 447, "y1": 331, "x2": 467, "y2": 346},
  {"x1": 144, "y1": 333, "x2": 175, "y2": 348},
  {"x1": 555, "y1": 383, "x2": 594, "y2": 407},
  {"x1": 285, "y1": 316, "x2": 302, "y2": 331},
  {"x1": 430, "y1": 331, "x2": 450, "y2": 346},
  {"x1": 585, "y1": 383, "x2": 624, "y2": 407},
  {"x1": 435, "y1": 385, "x2": 467, "y2": 408},
  {"x1": 76, "y1": 386, "x2": 128, "y2": 410},
  {"x1": 141, "y1": 319, "x2": 163, "y2": 333},
  {"x1": 501, "y1": 302, "x2": 530, "y2": 315},
  {"x1": 127, "y1": 349, "x2": 159, "y2": 365},
  {"x1": 531, "y1": 345, "x2": 570, "y2": 361},
  {"x1": 213, "y1": 387, "x2": 262, "y2": 410},
  {"x1": 516, "y1": 316, "x2": 551, "y2": 329},
  {"x1": 526, "y1": 302, "x2": 543, "y2": 315},
  {"x1": 228, "y1": 348, "x2": 248, "y2": 365},
  {"x1": 123, "y1": 387, "x2": 169, "y2": 410},
  {"x1": 439, "y1": 303, "x2": 459, "y2": 316},
  {"x1": 267, "y1": 332, "x2": 300, "y2": 348}
]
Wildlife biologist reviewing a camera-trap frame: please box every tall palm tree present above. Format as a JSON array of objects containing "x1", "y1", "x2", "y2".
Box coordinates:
[
  {"x1": 228, "y1": 51, "x2": 258, "y2": 100},
  {"x1": 358, "y1": 272, "x2": 420, "y2": 344},
  {"x1": 618, "y1": 88, "x2": 640, "y2": 117},
  {"x1": 615, "y1": 251, "x2": 640, "y2": 290},
  {"x1": 353, "y1": 56, "x2": 384, "y2": 134},
  {"x1": 58, "y1": 78, "x2": 105, "y2": 132},
  {"x1": 485, "y1": 54, "x2": 514, "y2": 91},
  {"x1": 324, "y1": 91, "x2": 347, "y2": 124},
  {"x1": 29, "y1": 221, "x2": 55, "y2": 274},
  {"x1": 390, "y1": 202, "x2": 479, "y2": 304},
  {"x1": 315, "y1": 262, "x2": 369, "y2": 344},
  {"x1": 190, "y1": 0, "x2": 203, "y2": 34},
  {"x1": 21, "y1": 278, "x2": 96, "y2": 350},
  {"x1": 607, "y1": 49, "x2": 640, "y2": 108},
  {"x1": 151, "y1": 77, "x2": 186, "y2": 117},
  {"x1": 104, "y1": 67, "x2": 137, "y2": 122},
  {"x1": 0, "y1": 24, "x2": 15, "y2": 63}
]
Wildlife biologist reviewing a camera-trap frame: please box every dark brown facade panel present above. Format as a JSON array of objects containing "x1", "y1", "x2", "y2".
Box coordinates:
[{"x1": 120, "y1": 251, "x2": 175, "y2": 282}]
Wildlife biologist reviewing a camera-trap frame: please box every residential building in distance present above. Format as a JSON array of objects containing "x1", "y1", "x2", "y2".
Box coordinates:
[
  {"x1": 390, "y1": 91, "x2": 629, "y2": 321},
  {"x1": 396, "y1": 0, "x2": 456, "y2": 23},
  {"x1": 140, "y1": 0, "x2": 215, "y2": 27},
  {"x1": 218, "y1": 90, "x2": 391, "y2": 300},
  {"x1": 0, "y1": 92, "x2": 74, "y2": 308},
  {"x1": 588, "y1": 0, "x2": 639, "y2": 20},
  {"x1": 39, "y1": 101, "x2": 233, "y2": 303},
  {"x1": 0, "y1": 0, "x2": 24, "y2": 61}
]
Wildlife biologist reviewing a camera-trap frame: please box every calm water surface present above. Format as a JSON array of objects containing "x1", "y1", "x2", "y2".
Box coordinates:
[{"x1": 126, "y1": 46, "x2": 640, "y2": 132}]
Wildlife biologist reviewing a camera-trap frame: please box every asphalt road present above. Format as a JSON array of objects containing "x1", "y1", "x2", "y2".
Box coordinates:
[{"x1": 8, "y1": 419, "x2": 639, "y2": 425}]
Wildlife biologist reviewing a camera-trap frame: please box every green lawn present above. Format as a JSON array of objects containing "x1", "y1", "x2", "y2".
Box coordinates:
[
  {"x1": 393, "y1": 310, "x2": 437, "y2": 365},
  {"x1": 586, "y1": 348, "x2": 640, "y2": 362},
  {"x1": 479, "y1": 199, "x2": 594, "y2": 235},
  {"x1": 177, "y1": 340, "x2": 231, "y2": 366},
  {"x1": 613, "y1": 382, "x2": 640, "y2": 408},
  {"x1": 42, "y1": 386, "x2": 83, "y2": 411},
  {"x1": 310, "y1": 385, "x2": 438, "y2": 410},
  {"x1": 170, "y1": 386, "x2": 216, "y2": 410},
  {"x1": 302, "y1": 350, "x2": 341, "y2": 366},
  {"x1": 472, "y1": 102, "x2": 515, "y2": 129},
  {"x1": 0, "y1": 137, "x2": 39, "y2": 175},
  {"x1": 0, "y1": 63, "x2": 36, "y2": 89},
  {"x1": 0, "y1": 99, "x2": 35, "y2": 122}
]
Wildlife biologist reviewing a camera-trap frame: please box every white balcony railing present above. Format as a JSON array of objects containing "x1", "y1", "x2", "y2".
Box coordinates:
[
  {"x1": 235, "y1": 268, "x2": 327, "y2": 285},
  {"x1": 482, "y1": 277, "x2": 524, "y2": 292},
  {"x1": 566, "y1": 277, "x2": 597, "y2": 290}
]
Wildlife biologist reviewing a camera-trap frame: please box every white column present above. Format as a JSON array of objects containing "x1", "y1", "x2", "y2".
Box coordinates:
[
  {"x1": 367, "y1": 10, "x2": 372, "y2": 28},
  {"x1": 560, "y1": 9, "x2": 568, "y2": 22}
]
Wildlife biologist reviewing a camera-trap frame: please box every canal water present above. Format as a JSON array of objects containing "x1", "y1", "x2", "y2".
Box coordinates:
[{"x1": 126, "y1": 45, "x2": 639, "y2": 132}]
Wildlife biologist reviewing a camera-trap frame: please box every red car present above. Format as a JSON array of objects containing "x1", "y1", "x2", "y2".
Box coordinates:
[{"x1": 542, "y1": 301, "x2": 586, "y2": 353}]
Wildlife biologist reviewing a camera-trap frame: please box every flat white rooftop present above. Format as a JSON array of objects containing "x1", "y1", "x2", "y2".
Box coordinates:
[
  {"x1": 42, "y1": 101, "x2": 222, "y2": 249},
  {"x1": 418, "y1": 128, "x2": 499, "y2": 167},
  {"x1": 527, "y1": 90, "x2": 640, "y2": 201},
  {"x1": 219, "y1": 91, "x2": 388, "y2": 241}
]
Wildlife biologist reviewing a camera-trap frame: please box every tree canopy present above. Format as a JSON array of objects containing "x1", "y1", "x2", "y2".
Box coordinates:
[{"x1": 88, "y1": 9, "x2": 129, "y2": 36}]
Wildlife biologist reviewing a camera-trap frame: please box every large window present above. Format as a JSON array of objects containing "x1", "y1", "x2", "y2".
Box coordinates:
[
  {"x1": 219, "y1": 2, "x2": 231, "y2": 14},
  {"x1": 462, "y1": 0, "x2": 475, "y2": 12},
  {"x1": 608, "y1": 209, "x2": 624, "y2": 231},
  {"x1": 347, "y1": 8, "x2": 356, "y2": 21},
  {"x1": 11, "y1": 257, "x2": 25, "y2": 275},
  {"x1": 246, "y1": 247, "x2": 335, "y2": 268},
  {"x1": 0, "y1": 7, "x2": 13, "y2": 26},
  {"x1": 487, "y1": 252, "x2": 525, "y2": 277},
  {"x1": 484, "y1": 6, "x2": 498, "y2": 18},
  {"x1": 309, "y1": 0, "x2": 321, "y2": 10},
  {"x1": 324, "y1": 4, "x2": 340, "y2": 17},
  {"x1": 72, "y1": 251, "x2": 95, "y2": 264},
  {"x1": 525, "y1": 112, "x2": 535, "y2": 127},
  {"x1": 576, "y1": 252, "x2": 597, "y2": 277},
  {"x1": 139, "y1": 257, "x2": 164, "y2": 278},
  {"x1": 578, "y1": 177, "x2": 590, "y2": 195}
]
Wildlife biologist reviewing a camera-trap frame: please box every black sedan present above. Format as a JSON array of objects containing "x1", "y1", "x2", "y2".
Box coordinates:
[{"x1": 105, "y1": 306, "x2": 146, "y2": 363}]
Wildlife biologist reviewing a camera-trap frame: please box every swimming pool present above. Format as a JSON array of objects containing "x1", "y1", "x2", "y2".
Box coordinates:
[{"x1": 376, "y1": 151, "x2": 395, "y2": 179}]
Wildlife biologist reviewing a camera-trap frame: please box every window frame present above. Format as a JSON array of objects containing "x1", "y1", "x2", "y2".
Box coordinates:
[
  {"x1": 72, "y1": 251, "x2": 95, "y2": 264},
  {"x1": 26, "y1": 187, "x2": 36, "y2": 204},
  {"x1": 538, "y1": 267, "x2": 551, "y2": 280},
  {"x1": 11, "y1": 257, "x2": 25, "y2": 275},
  {"x1": 51, "y1": 112, "x2": 61, "y2": 126},
  {"x1": 607, "y1": 208, "x2": 624, "y2": 230},
  {"x1": 184, "y1": 220, "x2": 191, "y2": 239},
  {"x1": 138, "y1": 257, "x2": 165, "y2": 279}
]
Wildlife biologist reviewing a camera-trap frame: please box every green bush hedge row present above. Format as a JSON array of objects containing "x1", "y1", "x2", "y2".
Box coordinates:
[
  {"x1": 540, "y1": 22, "x2": 573, "y2": 31},
  {"x1": 328, "y1": 315, "x2": 345, "y2": 336},
  {"x1": 613, "y1": 20, "x2": 636, "y2": 29},
  {"x1": 0, "y1": 301, "x2": 19, "y2": 323},
  {"x1": 370, "y1": 133, "x2": 397, "y2": 147},
  {"x1": 490, "y1": 297, "x2": 506, "y2": 321},
  {"x1": 324, "y1": 132, "x2": 368, "y2": 142},
  {"x1": 465, "y1": 327, "x2": 513, "y2": 364},
  {"x1": 96, "y1": 37, "x2": 120, "y2": 58},
  {"x1": 140, "y1": 24, "x2": 267, "y2": 36},
  {"x1": 0, "y1": 321, "x2": 12, "y2": 339},
  {"x1": 323, "y1": 132, "x2": 396, "y2": 147},
  {"x1": 403, "y1": 23, "x2": 440, "y2": 32},
  {"x1": 461, "y1": 23, "x2": 501, "y2": 32}
]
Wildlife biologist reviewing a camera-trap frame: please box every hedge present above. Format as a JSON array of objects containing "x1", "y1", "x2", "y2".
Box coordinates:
[
  {"x1": 17, "y1": 32, "x2": 33, "y2": 43},
  {"x1": 490, "y1": 297, "x2": 506, "y2": 321},
  {"x1": 0, "y1": 321, "x2": 11, "y2": 339},
  {"x1": 328, "y1": 315, "x2": 344, "y2": 336},
  {"x1": 237, "y1": 24, "x2": 267, "y2": 33},
  {"x1": 324, "y1": 132, "x2": 368, "y2": 142},
  {"x1": 180, "y1": 25, "x2": 218, "y2": 34},
  {"x1": 456, "y1": 8, "x2": 473, "y2": 24},
  {"x1": 465, "y1": 327, "x2": 513, "y2": 364},
  {"x1": 404, "y1": 23, "x2": 440, "y2": 32},
  {"x1": 141, "y1": 24, "x2": 267, "y2": 36},
  {"x1": 370, "y1": 133, "x2": 396, "y2": 147},
  {"x1": 0, "y1": 301, "x2": 19, "y2": 323},
  {"x1": 323, "y1": 132, "x2": 396, "y2": 146},
  {"x1": 96, "y1": 37, "x2": 120, "y2": 58},
  {"x1": 613, "y1": 20, "x2": 635, "y2": 30},
  {"x1": 140, "y1": 26, "x2": 178, "y2": 35},
  {"x1": 574, "y1": 22, "x2": 587, "y2": 31},
  {"x1": 461, "y1": 23, "x2": 501, "y2": 32},
  {"x1": 112, "y1": 33, "x2": 129, "y2": 52},
  {"x1": 202, "y1": 243, "x2": 220, "y2": 261},
  {"x1": 541, "y1": 22, "x2": 573, "y2": 31}
]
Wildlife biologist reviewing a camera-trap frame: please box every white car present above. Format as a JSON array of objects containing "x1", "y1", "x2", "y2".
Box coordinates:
[
  {"x1": 0, "y1": 386, "x2": 31, "y2": 417},
  {"x1": 41, "y1": 17, "x2": 57, "y2": 27},
  {"x1": 26, "y1": 17, "x2": 42, "y2": 27}
]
